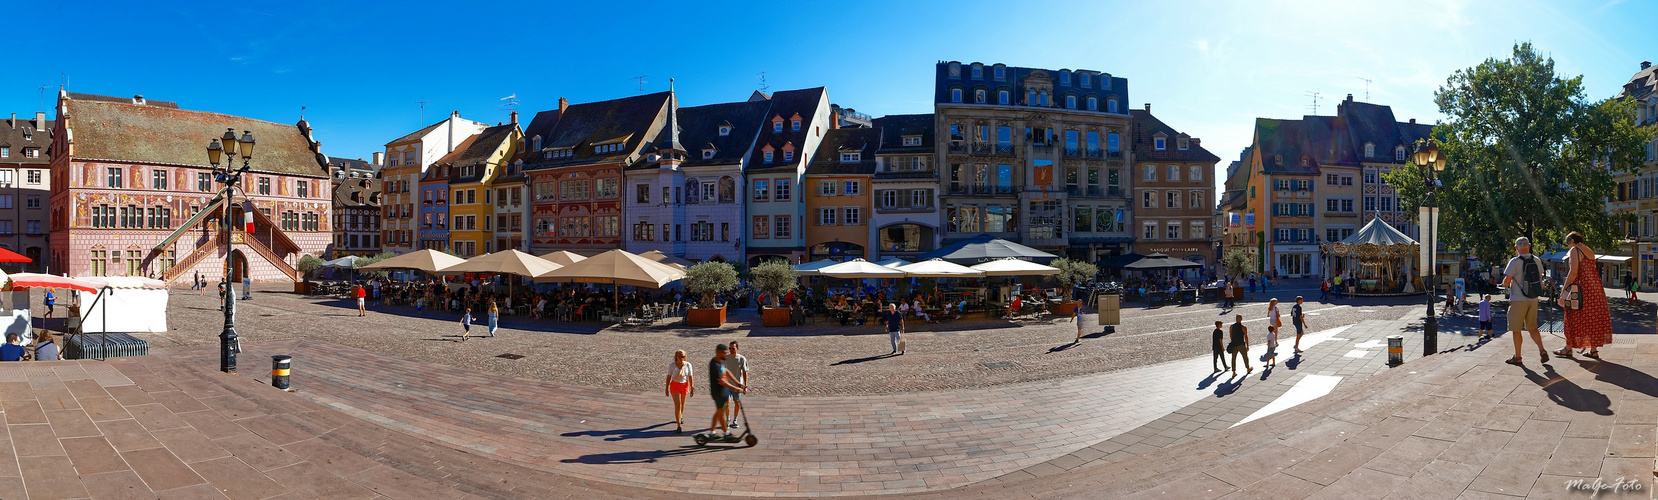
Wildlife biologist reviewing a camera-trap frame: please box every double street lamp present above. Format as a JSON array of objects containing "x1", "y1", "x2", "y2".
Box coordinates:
[
  {"x1": 207, "y1": 128, "x2": 255, "y2": 373},
  {"x1": 1413, "y1": 139, "x2": 1447, "y2": 357}
]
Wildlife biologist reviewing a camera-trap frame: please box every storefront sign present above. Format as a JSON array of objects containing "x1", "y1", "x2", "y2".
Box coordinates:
[{"x1": 1275, "y1": 245, "x2": 1318, "y2": 252}]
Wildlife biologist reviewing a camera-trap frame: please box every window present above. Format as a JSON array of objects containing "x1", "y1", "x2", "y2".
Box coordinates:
[
  {"x1": 753, "y1": 216, "x2": 769, "y2": 239},
  {"x1": 841, "y1": 152, "x2": 860, "y2": 163},
  {"x1": 763, "y1": 150, "x2": 774, "y2": 163},
  {"x1": 257, "y1": 177, "x2": 270, "y2": 195},
  {"x1": 1087, "y1": 97, "x2": 1097, "y2": 111},
  {"x1": 998, "y1": 90, "x2": 1009, "y2": 105},
  {"x1": 1108, "y1": 100, "x2": 1118, "y2": 113},
  {"x1": 636, "y1": 184, "x2": 650, "y2": 203},
  {"x1": 753, "y1": 180, "x2": 769, "y2": 201},
  {"x1": 1155, "y1": 137, "x2": 1166, "y2": 151},
  {"x1": 597, "y1": 178, "x2": 619, "y2": 198},
  {"x1": 1395, "y1": 147, "x2": 1406, "y2": 161},
  {"x1": 1142, "y1": 191, "x2": 1156, "y2": 208},
  {"x1": 882, "y1": 190, "x2": 898, "y2": 208},
  {"x1": 1080, "y1": 73, "x2": 1091, "y2": 88},
  {"x1": 951, "y1": 89, "x2": 962, "y2": 103},
  {"x1": 911, "y1": 189, "x2": 928, "y2": 207},
  {"x1": 1065, "y1": 96, "x2": 1076, "y2": 109},
  {"x1": 1364, "y1": 170, "x2": 1377, "y2": 184},
  {"x1": 1190, "y1": 190, "x2": 1204, "y2": 208},
  {"x1": 775, "y1": 179, "x2": 791, "y2": 200},
  {"x1": 701, "y1": 182, "x2": 716, "y2": 203},
  {"x1": 0, "y1": 147, "x2": 6, "y2": 157},
  {"x1": 1365, "y1": 143, "x2": 1375, "y2": 158},
  {"x1": 1189, "y1": 165, "x2": 1203, "y2": 182},
  {"x1": 843, "y1": 207, "x2": 861, "y2": 225},
  {"x1": 1059, "y1": 71, "x2": 1070, "y2": 85},
  {"x1": 1167, "y1": 223, "x2": 1181, "y2": 240},
  {"x1": 949, "y1": 62, "x2": 960, "y2": 78},
  {"x1": 107, "y1": 168, "x2": 123, "y2": 188},
  {"x1": 773, "y1": 121, "x2": 783, "y2": 133},
  {"x1": 1166, "y1": 191, "x2": 1180, "y2": 208},
  {"x1": 1364, "y1": 196, "x2": 1377, "y2": 211},
  {"x1": 993, "y1": 65, "x2": 1004, "y2": 80},
  {"x1": 820, "y1": 207, "x2": 836, "y2": 225},
  {"x1": 1143, "y1": 165, "x2": 1156, "y2": 181},
  {"x1": 1327, "y1": 173, "x2": 1340, "y2": 185},
  {"x1": 975, "y1": 89, "x2": 986, "y2": 103},
  {"x1": 297, "y1": 180, "x2": 308, "y2": 198},
  {"x1": 1190, "y1": 222, "x2": 1205, "y2": 239},
  {"x1": 819, "y1": 180, "x2": 836, "y2": 196},
  {"x1": 902, "y1": 136, "x2": 921, "y2": 146},
  {"x1": 25, "y1": 196, "x2": 39, "y2": 209},
  {"x1": 1380, "y1": 196, "x2": 1394, "y2": 212},
  {"x1": 843, "y1": 180, "x2": 860, "y2": 195},
  {"x1": 791, "y1": 118, "x2": 801, "y2": 132},
  {"x1": 773, "y1": 215, "x2": 791, "y2": 239},
  {"x1": 971, "y1": 64, "x2": 982, "y2": 79},
  {"x1": 1108, "y1": 133, "x2": 1120, "y2": 152},
  {"x1": 1167, "y1": 165, "x2": 1180, "y2": 181},
  {"x1": 1143, "y1": 222, "x2": 1157, "y2": 239},
  {"x1": 26, "y1": 170, "x2": 39, "y2": 184}
]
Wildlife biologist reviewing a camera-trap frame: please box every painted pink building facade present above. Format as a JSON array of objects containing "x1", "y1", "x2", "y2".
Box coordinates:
[{"x1": 47, "y1": 92, "x2": 331, "y2": 283}]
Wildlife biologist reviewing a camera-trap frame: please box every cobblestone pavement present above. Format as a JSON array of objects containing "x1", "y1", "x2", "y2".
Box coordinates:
[{"x1": 120, "y1": 282, "x2": 1430, "y2": 397}]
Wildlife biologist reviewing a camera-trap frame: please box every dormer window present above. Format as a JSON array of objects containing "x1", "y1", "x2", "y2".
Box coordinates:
[
  {"x1": 1065, "y1": 96, "x2": 1076, "y2": 109},
  {"x1": 975, "y1": 89, "x2": 986, "y2": 103},
  {"x1": 1275, "y1": 155, "x2": 1284, "y2": 166},
  {"x1": 531, "y1": 135, "x2": 542, "y2": 151},
  {"x1": 1154, "y1": 136, "x2": 1166, "y2": 151},
  {"x1": 784, "y1": 151, "x2": 794, "y2": 162},
  {"x1": 1080, "y1": 73, "x2": 1091, "y2": 88},
  {"x1": 1178, "y1": 137, "x2": 1189, "y2": 151},
  {"x1": 1301, "y1": 157, "x2": 1309, "y2": 166},
  {"x1": 21, "y1": 129, "x2": 30, "y2": 140},
  {"x1": 1108, "y1": 99, "x2": 1118, "y2": 113},
  {"x1": 1395, "y1": 146, "x2": 1406, "y2": 161},
  {"x1": 948, "y1": 62, "x2": 961, "y2": 78},
  {"x1": 791, "y1": 117, "x2": 802, "y2": 132},
  {"x1": 718, "y1": 125, "x2": 731, "y2": 136},
  {"x1": 998, "y1": 90, "x2": 1009, "y2": 105},
  {"x1": 703, "y1": 149, "x2": 716, "y2": 160},
  {"x1": 1087, "y1": 97, "x2": 1097, "y2": 111},
  {"x1": 951, "y1": 88, "x2": 962, "y2": 103},
  {"x1": 763, "y1": 150, "x2": 773, "y2": 163},
  {"x1": 841, "y1": 152, "x2": 861, "y2": 163},
  {"x1": 1059, "y1": 71, "x2": 1070, "y2": 85},
  {"x1": 1364, "y1": 142, "x2": 1375, "y2": 158},
  {"x1": 971, "y1": 63, "x2": 982, "y2": 80},
  {"x1": 1026, "y1": 89, "x2": 1036, "y2": 105},
  {"x1": 902, "y1": 136, "x2": 921, "y2": 147},
  {"x1": 993, "y1": 65, "x2": 1005, "y2": 81},
  {"x1": 773, "y1": 116, "x2": 784, "y2": 133},
  {"x1": 763, "y1": 144, "x2": 774, "y2": 164}
]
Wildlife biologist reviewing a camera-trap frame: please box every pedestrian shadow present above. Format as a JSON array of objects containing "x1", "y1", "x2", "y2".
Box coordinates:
[
  {"x1": 1579, "y1": 359, "x2": 1658, "y2": 399},
  {"x1": 1079, "y1": 330, "x2": 1114, "y2": 340},
  {"x1": 1259, "y1": 365, "x2": 1274, "y2": 380},
  {"x1": 1284, "y1": 353, "x2": 1303, "y2": 370},
  {"x1": 1047, "y1": 342, "x2": 1080, "y2": 354},
  {"x1": 1522, "y1": 364, "x2": 1612, "y2": 415},
  {"x1": 1214, "y1": 375, "x2": 1243, "y2": 397},
  {"x1": 831, "y1": 353, "x2": 896, "y2": 365},
  {"x1": 560, "y1": 422, "x2": 675, "y2": 441},
  {"x1": 559, "y1": 445, "x2": 737, "y2": 464},
  {"x1": 1197, "y1": 371, "x2": 1224, "y2": 390}
]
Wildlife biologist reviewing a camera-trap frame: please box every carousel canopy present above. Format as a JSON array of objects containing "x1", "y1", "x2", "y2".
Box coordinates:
[{"x1": 1328, "y1": 218, "x2": 1418, "y2": 257}]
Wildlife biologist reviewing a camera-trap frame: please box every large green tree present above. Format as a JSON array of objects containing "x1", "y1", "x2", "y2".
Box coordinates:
[{"x1": 1384, "y1": 43, "x2": 1653, "y2": 265}]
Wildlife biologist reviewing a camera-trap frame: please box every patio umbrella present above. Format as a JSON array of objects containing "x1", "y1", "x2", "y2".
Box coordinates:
[
  {"x1": 818, "y1": 259, "x2": 906, "y2": 279},
  {"x1": 445, "y1": 249, "x2": 564, "y2": 278},
  {"x1": 7, "y1": 273, "x2": 100, "y2": 293},
  {"x1": 79, "y1": 276, "x2": 169, "y2": 289},
  {"x1": 970, "y1": 258, "x2": 1060, "y2": 276},
  {"x1": 639, "y1": 250, "x2": 694, "y2": 270},
  {"x1": 1098, "y1": 253, "x2": 1145, "y2": 268},
  {"x1": 873, "y1": 257, "x2": 913, "y2": 268},
  {"x1": 534, "y1": 249, "x2": 685, "y2": 289},
  {"x1": 792, "y1": 259, "x2": 842, "y2": 276},
  {"x1": 895, "y1": 259, "x2": 985, "y2": 278},
  {"x1": 538, "y1": 250, "x2": 588, "y2": 267},
  {"x1": 918, "y1": 234, "x2": 1058, "y2": 264},
  {"x1": 358, "y1": 249, "x2": 466, "y2": 273},
  {"x1": 1123, "y1": 253, "x2": 1203, "y2": 271},
  {"x1": 0, "y1": 247, "x2": 30, "y2": 262},
  {"x1": 320, "y1": 256, "x2": 360, "y2": 269}
]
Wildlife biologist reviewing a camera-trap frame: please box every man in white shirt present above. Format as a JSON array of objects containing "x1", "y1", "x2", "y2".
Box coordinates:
[{"x1": 1501, "y1": 237, "x2": 1549, "y2": 365}]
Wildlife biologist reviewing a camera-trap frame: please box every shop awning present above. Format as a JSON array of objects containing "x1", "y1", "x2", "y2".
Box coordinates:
[{"x1": 1597, "y1": 255, "x2": 1633, "y2": 263}]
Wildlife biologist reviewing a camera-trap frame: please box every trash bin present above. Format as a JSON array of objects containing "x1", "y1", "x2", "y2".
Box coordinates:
[{"x1": 1387, "y1": 335, "x2": 1404, "y2": 365}]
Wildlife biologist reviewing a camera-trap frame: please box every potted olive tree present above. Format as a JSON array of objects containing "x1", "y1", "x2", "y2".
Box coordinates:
[
  {"x1": 1222, "y1": 250, "x2": 1256, "y2": 300},
  {"x1": 749, "y1": 260, "x2": 798, "y2": 327},
  {"x1": 683, "y1": 261, "x2": 739, "y2": 327},
  {"x1": 1050, "y1": 258, "x2": 1098, "y2": 316},
  {"x1": 295, "y1": 254, "x2": 326, "y2": 294}
]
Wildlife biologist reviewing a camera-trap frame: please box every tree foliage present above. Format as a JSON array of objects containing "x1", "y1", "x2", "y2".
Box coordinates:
[
  {"x1": 748, "y1": 261, "x2": 798, "y2": 308},
  {"x1": 683, "y1": 262, "x2": 739, "y2": 308},
  {"x1": 1384, "y1": 43, "x2": 1654, "y2": 265},
  {"x1": 1222, "y1": 250, "x2": 1256, "y2": 280},
  {"x1": 352, "y1": 252, "x2": 398, "y2": 279},
  {"x1": 296, "y1": 254, "x2": 326, "y2": 281},
  {"x1": 1050, "y1": 258, "x2": 1098, "y2": 302}
]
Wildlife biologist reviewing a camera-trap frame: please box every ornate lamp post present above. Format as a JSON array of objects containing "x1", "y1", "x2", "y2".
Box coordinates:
[
  {"x1": 1413, "y1": 139, "x2": 1447, "y2": 357},
  {"x1": 207, "y1": 128, "x2": 255, "y2": 373}
]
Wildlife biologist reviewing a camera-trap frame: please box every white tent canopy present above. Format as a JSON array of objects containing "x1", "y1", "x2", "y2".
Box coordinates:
[
  {"x1": 818, "y1": 259, "x2": 907, "y2": 278},
  {"x1": 970, "y1": 258, "x2": 1060, "y2": 276},
  {"x1": 873, "y1": 257, "x2": 913, "y2": 269},
  {"x1": 792, "y1": 259, "x2": 842, "y2": 276},
  {"x1": 444, "y1": 249, "x2": 564, "y2": 278},
  {"x1": 320, "y1": 256, "x2": 360, "y2": 269},
  {"x1": 534, "y1": 249, "x2": 686, "y2": 289},
  {"x1": 895, "y1": 259, "x2": 985, "y2": 277},
  {"x1": 75, "y1": 277, "x2": 170, "y2": 334},
  {"x1": 359, "y1": 249, "x2": 467, "y2": 272}
]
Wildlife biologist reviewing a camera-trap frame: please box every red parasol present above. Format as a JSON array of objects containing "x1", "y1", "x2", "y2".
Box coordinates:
[
  {"x1": 0, "y1": 247, "x2": 29, "y2": 262},
  {"x1": 6, "y1": 273, "x2": 101, "y2": 293}
]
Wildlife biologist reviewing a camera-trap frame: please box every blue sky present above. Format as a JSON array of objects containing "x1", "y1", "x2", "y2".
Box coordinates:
[{"x1": 4, "y1": 0, "x2": 1652, "y2": 185}]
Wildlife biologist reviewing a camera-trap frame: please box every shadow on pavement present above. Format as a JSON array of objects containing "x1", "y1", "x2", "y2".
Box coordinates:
[
  {"x1": 831, "y1": 353, "x2": 897, "y2": 365},
  {"x1": 1523, "y1": 364, "x2": 1612, "y2": 415},
  {"x1": 1197, "y1": 371, "x2": 1224, "y2": 390},
  {"x1": 1214, "y1": 375, "x2": 1243, "y2": 397},
  {"x1": 559, "y1": 445, "x2": 737, "y2": 465},
  {"x1": 560, "y1": 422, "x2": 676, "y2": 441},
  {"x1": 1580, "y1": 360, "x2": 1658, "y2": 399}
]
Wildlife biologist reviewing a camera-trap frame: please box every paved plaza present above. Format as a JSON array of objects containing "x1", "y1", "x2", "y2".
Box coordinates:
[{"x1": 0, "y1": 284, "x2": 1648, "y2": 498}]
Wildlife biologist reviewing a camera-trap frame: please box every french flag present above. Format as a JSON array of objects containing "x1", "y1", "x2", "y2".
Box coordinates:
[{"x1": 244, "y1": 211, "x2": 255, "y2": 234}]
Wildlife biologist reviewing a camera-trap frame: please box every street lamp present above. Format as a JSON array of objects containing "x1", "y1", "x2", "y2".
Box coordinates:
[
  {"x1": 1413, "y1": 139, "x2": 1447, "y2": 357},
  {"x1": 207, "y1": 128, "x2": 255, "y2": 373}
]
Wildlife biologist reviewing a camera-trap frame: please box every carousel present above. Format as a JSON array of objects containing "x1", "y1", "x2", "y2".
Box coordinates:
[{"x1": 1323, "y1": 218, "x2": 1421, "y2": 296}]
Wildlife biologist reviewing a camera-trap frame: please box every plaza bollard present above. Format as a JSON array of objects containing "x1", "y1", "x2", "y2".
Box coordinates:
[
  {"x1": 271, "y1": 355, "x2": 292, "y2": 390},
  {"x1": 1387, "y1": 335, "x2": 1404, "y2": 366}
]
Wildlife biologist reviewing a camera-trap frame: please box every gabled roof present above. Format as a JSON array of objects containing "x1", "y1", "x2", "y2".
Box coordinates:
[
  {"x1": 386, "y1": 119, "x2": 446, "y2": 146},
  {"x1": 66, "y1": 92, "x2": 178, "y2": 108},
  {"x1": 806, "y1": 126, "x2": 880, "y2": 176},
  {"x1": 1300, "y1": 115, "x2": 1358, "y2": 167},
  {"x1": 1252, "y1": 118, "x2": 1319, "y2": 175},
  {"x1": 326, "y1": 156, "x2": 380, "y2": 181},
  {"x1": 1129, "y1": 109, "x2": 1219, "y2": 163},
  {"x1": 333, "y1": 173, "x2": 383, "y2": 208},
  {"x1": 875, "y1": 113, "x2": 934, "y2": 155},
  {"x1": 62, "y1": 93, "x2": 327, "y2": 177},
  {"x1": 746, "y1": 87, "x2": 827, "y2": 172},
  {"x1": 933, "y1": 61, "x2": 1129, "y2": 113},
  {"x1": 423, "y1": 134, "x2": 478, "y2": 182},
  {"x1": 0, "y1": 114, "x2": 52, "y2": 166},
  {"x1": 447, "y1": 123, "x2": 520, "y2": 183},
  {"x1": 1336, "y1": 99, "x2": 1406, "y2": 162},
  {"x1": 678, "y1": 99, "x2": 770, "y2": 167},
  {"x1": 522, "y1": 92, "x2": 670, "y2": 170},
  {"x1": 1618, "y1": 62, "x2": 1656, "y2": 100}
]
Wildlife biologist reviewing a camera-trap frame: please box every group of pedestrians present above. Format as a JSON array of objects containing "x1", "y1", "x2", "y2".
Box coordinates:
[
  {"x1": 1502, "y1": 234, "x2": 1611, "y2": 366},
  {"x1": 1211, "y1": 296, "x2": 1311, "y2": 376},
  {"x1": 1, "y1": 331, "x2": 57, "y2": 361},
  {"x1": 665, "y1": 341, "x2": 751, "y2": 435}
]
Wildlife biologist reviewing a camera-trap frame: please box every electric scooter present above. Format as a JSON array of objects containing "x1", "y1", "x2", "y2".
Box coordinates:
[{"x1": 693, "y1": 401, "x2": 758, "y2": 447}]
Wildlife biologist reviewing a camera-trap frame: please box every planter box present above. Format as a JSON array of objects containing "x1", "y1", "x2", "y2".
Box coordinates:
[
  {"x1": 1052, "y1": 302, "x2": 1079, "y2": 317},
  {"x1": 687, "y1": 307, "x2": 727, "y2": 327},
  {"x1": 761, "y1": 307, "x2": 792, "y2": 327},
  {"x1": 294, "y1": 282, "x2": 312, "y2": 294}
]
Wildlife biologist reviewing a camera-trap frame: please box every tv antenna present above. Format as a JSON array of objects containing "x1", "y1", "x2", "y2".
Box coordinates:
[
  {"x1": 1356, "y1": 77, "x2": 1372, "y2": 101},
  {"x1": 630, "y1": 75, "x2": 649, "y2": 93},
  {"x1": 1305, "y1": 91, "x2": 1321, "y2": 115},
  {"x1": 757, "y1": 71, "x2": 769, "y2": 92},
  {"x1": 499, "y1": 93, "x2": 518, "y2": 112},
  {"x1": 38, "y1": 86, "x2": 48, "y2": 111},
  {"x1": 415, "y1": 100, "x2": 429, "y2": 125}
]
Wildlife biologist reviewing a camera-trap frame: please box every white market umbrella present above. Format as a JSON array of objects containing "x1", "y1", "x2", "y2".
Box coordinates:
[
  {"x1": 639, "y1": 250, "x2": 694, "y2": 270},
  {"x1": 792, "y1": 259, "x2": 842, "y2": 276},
  {"x1": 970, "y1": 258, "x2": 1060, "y2": 276},
  {"x1": 538, "y1": 250, "x2": 588, "y2": 267},
  {"x1": 873, "y1": 257, "x2": 913, "y2": 268},
  {"x1": 445, "y1": 249, "x2": 563, "y2": 278},
  {"x1": 320, "y1": 256, "x2": 360, "y2": 269},
  {"x1": 818, "y1": 259, "x2": 906, "y2": 279},
  {"x1": 359, "y1": 249, "x2": 467, "y2": 273},
  {"x1": 534, "y1": 249, "x2": 685, "y2": 289},
  {"x1": 896, "y1": 259, "x2": 985, "y2": 278}
]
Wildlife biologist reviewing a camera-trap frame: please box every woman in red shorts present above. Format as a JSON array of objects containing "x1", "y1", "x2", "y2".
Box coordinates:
[{"x1": 666, "y1": 350, "x2": 695, "y2": 433}]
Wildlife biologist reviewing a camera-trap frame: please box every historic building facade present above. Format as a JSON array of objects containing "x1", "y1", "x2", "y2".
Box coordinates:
[
  {"x1": 442, "y1": 121, "x2": 522, "y2": 257},
  {"x1": 1129, "y1": 105, "x2": 1219, "y2": 270},
  {"x1": 380, "y1": 111, "x2": 487, "y2": 254},
  {"x1": 870, "y1": 114, "x2": 940, "y2": 262},
  {"x1": 624, "y1": 96, "x2": 767, "y2": 263},
  {"x1": 744, "y1": 87, "x2": 832, "y2": 265},
  {"x1": 1614, "y1": 61, "x2": 1657, "y2": 289},
  {"x1": 48, "y1": 92, "x2": 330, "y2": 283},
  {"x1": 933, "y1": 61, "x2": 1133, "y2": 262},
  {"x1": 804, "y1": 126, "x2": 879, "y2": 262},
  {"x1": 327, "y1": 156, "x2": 382, "y2": 258},
  {"x1": 1, "y1": 111, "x2": 53, "y2": 271},
  {"x1": 524, "y1": 93, "x2": 670, "y2": 254}
]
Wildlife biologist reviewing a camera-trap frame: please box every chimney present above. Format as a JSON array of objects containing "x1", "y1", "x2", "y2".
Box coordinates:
[
  {"x1": 1143, "y1": 103, "x2": 1151, "y2": 112},
  {"x1": 1409, "y1": 118, "x2": 1416, "y2": 125},
  {"x1": 132, "y1": 94, "x2": 144, "y2": 105},
  {"x1": 1644, "y1": 61, "x2": 1653, "y2": 70},
  {"x1": 8, "y1": 113, "x2": 13, "y2": 129},
  {"x1": 1192, "y1": 138, "x2": 1201, "y2": 146},
  {"x1": 510, "y1": 110, "x2": 518, "y2": 124},
  {"x1": 372, "y1": 152, "x2": 383, "y2": 165},
  {"x1": 35, "y1": 112, "x2": 44, "y2": 131},
  {"x1": 1346, "y1": 94, "x2": 1354, "y2": 102},
  {"x1": 558, "y1": 97, "x2": 568, "y2": 113},
  {"x1": 451, "y1": 110, "x2": 460, "y2": 119}
]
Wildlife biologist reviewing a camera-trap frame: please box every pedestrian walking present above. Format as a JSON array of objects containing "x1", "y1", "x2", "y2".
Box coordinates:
[
  {"x1": 1211, "y1": 320, "x2": 1229, "y2": 372},
  {"x1": 666, "y1": 350, "x2": 693, "y2": 434},
  {"x1": 1264, "y1": 325, "x2": 1279, "y2": 368},
  {"x1": 1319, "y1": 279, "x2": 1330, "y2": 303},
  {"x1": 1478, "y1": 294, "x2": 1494, "y2": 340},
  {"x1": 1625, "y1": 274, "x2": 1638, "y2": 306},
  {"x1": 1291, "y1": 296, "x2": 1308, "y2": 354},
  {"x1": 191, "y1": 271, "x2": 201, "y2": 291},
  {"x1": 883, "y1": 303, "x2": 906, "y2": 355},
  {"x1": 1555, "y1": 231, "x2": 1611, "y2": 360},
  {"x1": 706, "y1": 344, "x2": 746, "y2": 437},
  {"x1": 487, "y1": 301, "x2": 499, "y2": 337},
  {"x1": 354, "y1": 284, "x2": 367, "y2": 317},
  {"x1": 459, "y1": 307, "x2": 473, "y2": 342},
  {"x1": 1222, "y1": 278, "x2": 1235, "y2": 309},
  {"x1": 1261, "y1": 275, "x2": 1270, "y2": 294},
  {"x1": 1228, "y1": 314, "x2": 1252, "y2": 375},
  {"x1": 1502, "y1": 237, "x2": 1550, "y2": 366},
  {"x1": 32, "y1": 331, "x2": 58, "y2": 361},
  {"x1": 1248, "y1": 275, "x2": 1257, "y2": 297},
  {"x1": 43, "y1": 289, "x2": 55, "y2": 320},
  {"x1": 723, "y1": 341, "x2": 749, "y2": 429},
  {"x1": 1266, "y1": 298, "x2": 1282, "y2": 334},
  {"x1": 1073, "y1": 307, "x2": 1086, "y2": 343}
]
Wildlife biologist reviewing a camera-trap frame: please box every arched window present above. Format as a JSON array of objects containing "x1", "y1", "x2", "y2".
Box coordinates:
[
  {"x1": 1107, "y1": 99, "x2": 1118, "y2": 113},
  {"x1": 975, "y1": 89, "x2": 986, "y2": 103},
  {"x1": 951, "y1": 88, "x2": 962, "y2": 103},
  {"x1": 684, "y1": 180, "x2": 700, "y2": 204},
  {"x1": 719, "y1": 176, "x2": 736, "y2": 203},
  {"x1": 998, "y1": 90, "x2": 1009, "y2": 105},
  {"x1": 1087, "y1": 97, "x2": 1097, "y2": 111},
  {"x1": 1065, "y1": 96, "x2": 1076, "y2": 109},
  {"x1": 1364, "y1": 143, "x2": 1374, "y2": 158}
]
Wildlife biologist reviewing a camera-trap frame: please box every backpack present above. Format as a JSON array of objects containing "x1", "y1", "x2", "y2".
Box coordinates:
[{"x1": 1518, "y1": 255, "x2": 1544, "y2": 299}]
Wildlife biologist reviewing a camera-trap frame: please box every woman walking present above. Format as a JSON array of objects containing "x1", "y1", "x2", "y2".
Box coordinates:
[
  {"x1": 487, "y1": 301, "x2": 499, "y2": 338},
  {"x1": 1557, "y1": 231, "x2": 1612, "y2": 359},
  {"x1": 666, "y1": 350, "x2": 694, "y2": 433},
  {"x1": 1266, "y1": 298, "x2": 1282, "y2": 333}
]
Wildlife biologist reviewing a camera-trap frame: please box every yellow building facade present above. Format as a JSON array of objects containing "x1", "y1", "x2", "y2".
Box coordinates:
[{"x1": 442, "y1": 123, "x2": 522, "y2": 257}]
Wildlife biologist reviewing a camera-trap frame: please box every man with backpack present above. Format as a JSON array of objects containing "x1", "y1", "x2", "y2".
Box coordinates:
[{"x1": 1501, "y1": 237, "x2": 1551, "y2": 366}]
